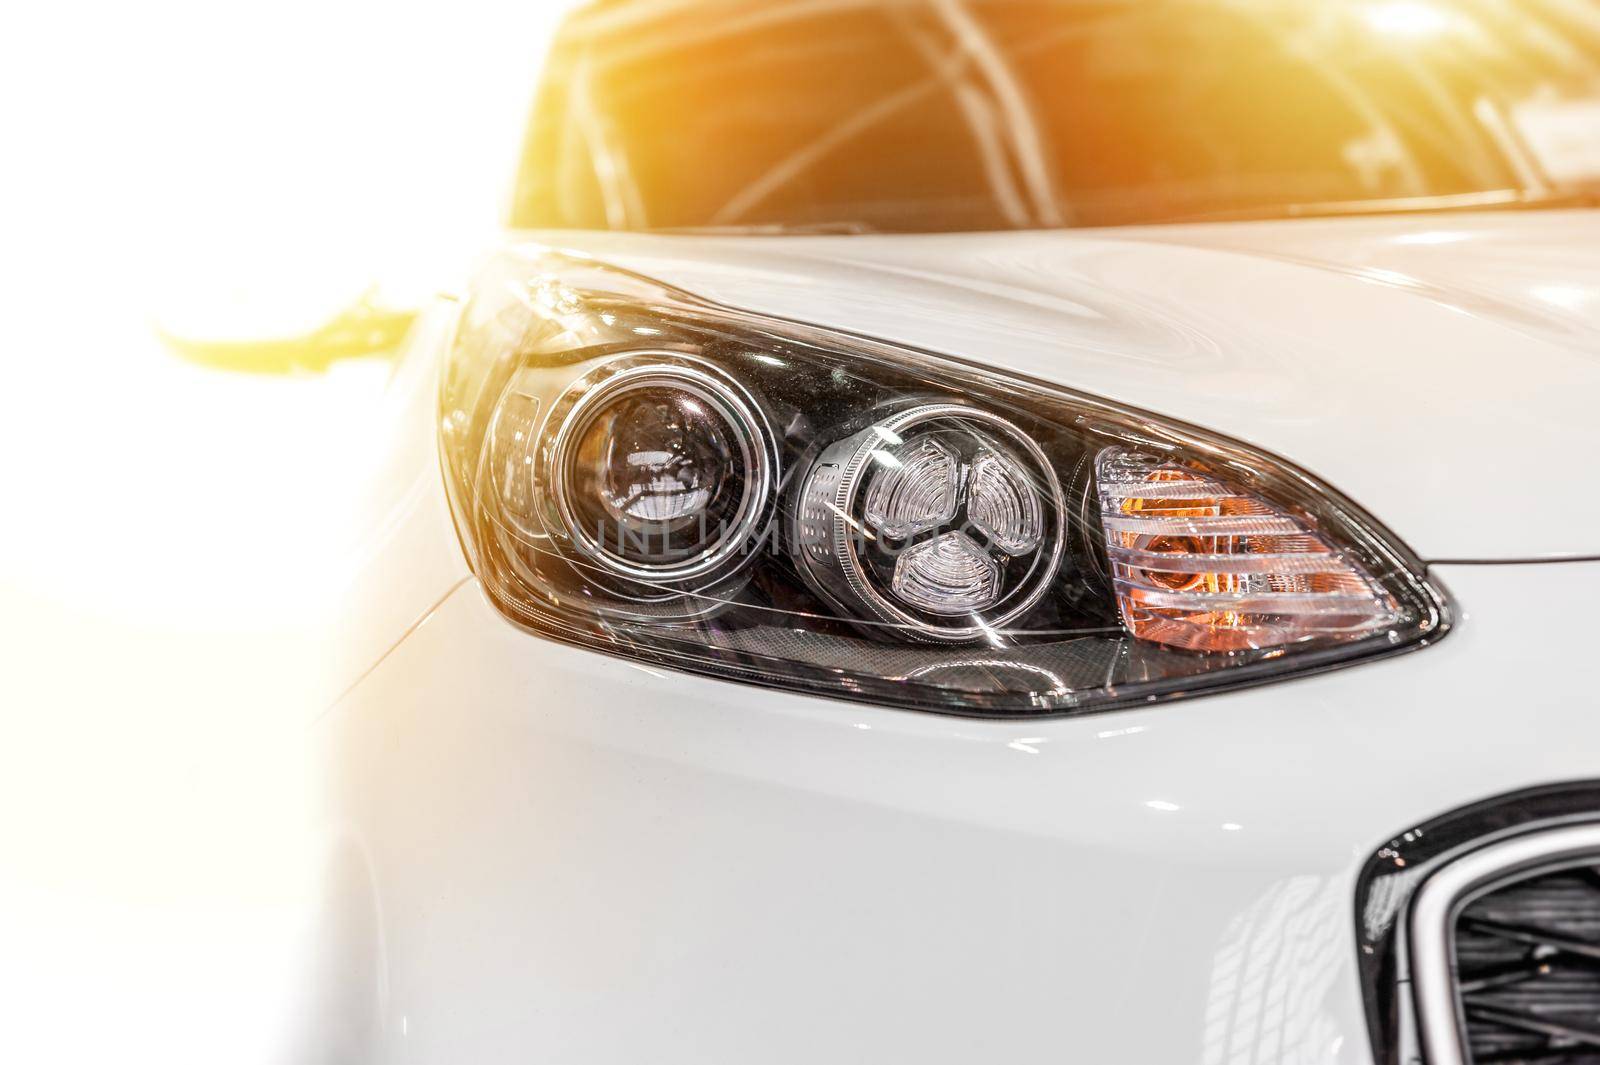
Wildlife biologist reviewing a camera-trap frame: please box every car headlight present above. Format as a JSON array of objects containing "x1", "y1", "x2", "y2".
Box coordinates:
[{"x1": 439, "y1": 249, "x2": 1449, "y2": 717}]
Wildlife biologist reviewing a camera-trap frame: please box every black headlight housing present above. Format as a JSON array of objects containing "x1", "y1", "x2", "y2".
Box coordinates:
[{"x1": 439, "y1": 247, "x2": 1448, "y2": 718}]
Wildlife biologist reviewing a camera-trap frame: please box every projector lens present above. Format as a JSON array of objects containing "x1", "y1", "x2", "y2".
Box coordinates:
[
  {"x1": 572, "y1": 387, "x2": 743, "y2": 556},
  {"x1": 549, "y1": 358, "x2": 773, "y2": 584}
]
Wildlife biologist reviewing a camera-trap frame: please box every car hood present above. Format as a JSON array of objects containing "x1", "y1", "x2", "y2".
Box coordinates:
[{"x1": 538, "y1": 210, "x2": 1600, "y2": 561}]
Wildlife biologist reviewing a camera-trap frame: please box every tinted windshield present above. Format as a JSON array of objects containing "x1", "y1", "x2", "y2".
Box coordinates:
[{"x1": 514, "y1": 0, "x2": 1600, "y2": 232}]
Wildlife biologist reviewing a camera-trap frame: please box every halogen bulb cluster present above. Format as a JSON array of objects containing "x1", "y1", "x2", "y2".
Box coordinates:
[{"x1": 794, "y1": 404, "x2": 1066, "y2": 642}]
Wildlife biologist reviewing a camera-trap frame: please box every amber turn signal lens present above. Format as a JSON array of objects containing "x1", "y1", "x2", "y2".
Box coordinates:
[{"x1": 1095, "y1": 448, "x2": 1400, "y2": 653}]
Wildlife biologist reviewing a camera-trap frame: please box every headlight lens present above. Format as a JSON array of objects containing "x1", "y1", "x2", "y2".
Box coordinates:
[
  {"x1": 440, "y1": 250, "x2": 1448, "y2": 717},
  {"x1": 793, "y1": 403, "x2": 1066, "y2": 643},
  {"x1": 1094, "y1": 448, "x2": 1407, "y2": 652},
  {"x1": 547, "y1": 355, "x2": 775, "y2": 583}
]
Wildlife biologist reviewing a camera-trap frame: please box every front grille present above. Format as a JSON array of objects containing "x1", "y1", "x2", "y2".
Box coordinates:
[
  {"x1": 1455, "y1": 863, "x2": 1600, "y2": 1063},
  {"x1": 1355, "y1": 786, "x2": 1600, "y2": 1065}
]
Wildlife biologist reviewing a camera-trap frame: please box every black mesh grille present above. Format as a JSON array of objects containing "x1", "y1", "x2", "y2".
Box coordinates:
[{"x1": 1456, "y1": 863, "x2": 1600, "y2": 1063}]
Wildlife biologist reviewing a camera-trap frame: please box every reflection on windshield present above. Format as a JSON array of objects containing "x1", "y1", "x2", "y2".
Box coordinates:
[{"x1": 515, "y1": 0, "x2": 1600, "y2": 233}]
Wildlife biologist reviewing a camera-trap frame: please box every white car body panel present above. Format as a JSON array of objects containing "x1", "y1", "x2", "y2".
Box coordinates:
[
  {"x1": 315, "y1": 214, "x2": 1600, "y2": 1064},
  {"x1": 328, "y1": 307, "x2": 473, "y2": 699},
  {"x1": 319, "y1": 561, "x2": 1597, "y2": 1065}
]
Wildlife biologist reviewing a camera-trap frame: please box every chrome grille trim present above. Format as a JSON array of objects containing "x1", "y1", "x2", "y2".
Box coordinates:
[{"x1": 1409, "y1": 823, "x2": 1600, "y2": 1065}]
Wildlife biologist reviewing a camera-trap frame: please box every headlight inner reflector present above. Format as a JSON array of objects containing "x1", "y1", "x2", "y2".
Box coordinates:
[{"x1": 792, "y1": 404, "x2": 1066, "y2": 643}]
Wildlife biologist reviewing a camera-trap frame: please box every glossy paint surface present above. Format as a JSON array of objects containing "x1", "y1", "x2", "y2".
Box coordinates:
[
  {"x1": 315, "y1": 560, "x2": 1599, "y2": 1065},
  {"x1": 538, "y1": 210, "x2": 1600, "y2": 560},
  {"x1": 326, "y1": 304, "x2": 473, "y2": 701}
]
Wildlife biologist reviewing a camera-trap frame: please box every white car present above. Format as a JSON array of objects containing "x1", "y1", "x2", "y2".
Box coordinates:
[{"x1": 306, "y1": 2, "x2": 1600, "y2": 1063}]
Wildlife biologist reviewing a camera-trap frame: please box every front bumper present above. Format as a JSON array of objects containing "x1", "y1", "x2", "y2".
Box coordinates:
[{"x1": 314, "y1": 560, "x2": 1599, "y2": 1064}]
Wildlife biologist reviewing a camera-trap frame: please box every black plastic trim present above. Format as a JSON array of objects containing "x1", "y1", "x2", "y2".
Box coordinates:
[{"x1": 1356, "y1": 782, "x2": 1600, "y2": 1065}]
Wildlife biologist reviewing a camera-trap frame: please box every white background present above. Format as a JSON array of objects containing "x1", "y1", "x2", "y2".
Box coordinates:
[{"x1": 0, "y1": 2, "x2": 575, "y2": 1060}]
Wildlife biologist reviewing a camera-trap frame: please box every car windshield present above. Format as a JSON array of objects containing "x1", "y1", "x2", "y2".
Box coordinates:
[{"x1": 513, "y1": 0, "x2": 1600, "y2": 232}]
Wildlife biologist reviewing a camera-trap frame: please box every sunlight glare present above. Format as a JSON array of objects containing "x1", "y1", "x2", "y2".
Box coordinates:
[{"x1": 1361, "y1": 1, "x2": 1455, "y2": 38}]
